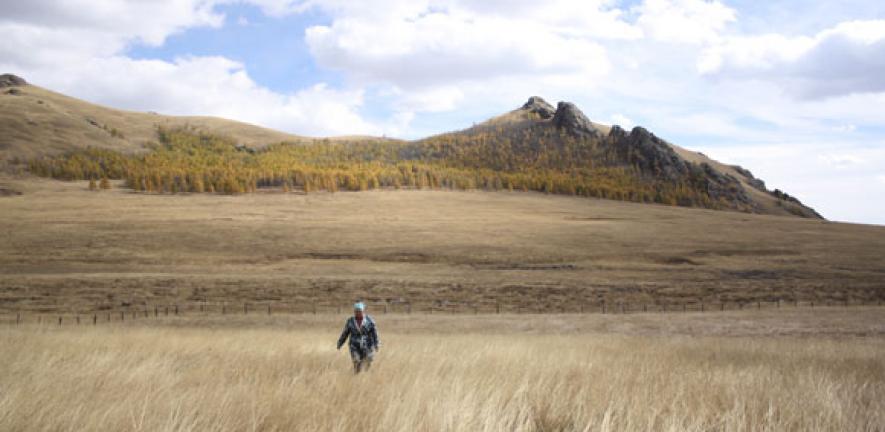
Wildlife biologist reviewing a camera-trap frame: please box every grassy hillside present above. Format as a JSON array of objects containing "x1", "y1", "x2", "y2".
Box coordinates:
[
  {"x1": 24, "y1": 121, "x2": 818, "y2": 217},
  {"x1": 0, "y1": 80, "x2": 307, "y2": 162},
  {"x1": 2, "y1": 77, "x2": 819, "y2": 218},
  {"x1": 0, "y1": 179, "x2": 881, "y2": 314}
]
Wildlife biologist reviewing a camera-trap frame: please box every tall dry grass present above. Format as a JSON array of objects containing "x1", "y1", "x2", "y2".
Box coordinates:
[{"x1": 1, "y1": 320, "x2": 884, "y2": 431}]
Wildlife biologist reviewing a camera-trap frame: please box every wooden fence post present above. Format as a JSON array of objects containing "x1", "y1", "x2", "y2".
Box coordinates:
[
  {"x1": 121, "y1": 311, "x2": 125, "y2": 321},
  {"x1": 16, "y1": 312, "x2": 20, "y2": 325},
  {"x1": 58, "y1": 316, "x2": 62, "y2": 326},
  {"x1": 222, "y1": 304, "x2": 226, "y2": 315},
  {"x1": 164, "y1": 306, "x2": 169, "y2": 316},
  {"x1": 244, "y1": 303, "x2": 248, "y2": 315},
  {"x1": 107, "y1": 312, "x2": 111, "y2": 322},
  {"x1": 683, "y1": 303, "x2": 686, "y2": 312},
  {"x1": 267, "y1": 305, "x2": 271, "y2": 316},
  {"x1": 496, "y1": 301, "x2": 500, "y2": 314},
  {"x1": 154, "y1": 306, "x2": 158, "y2": 317},
  {"x1": 174, "y1": 305, "x2": 178, "y2": 315},
  {"x1": 384, "y1": 304, "x2": 388, "y2": 314},
  {"x1": 700, "y1": 302, "x2": 704, "y2": 312},
  {"x1": 93, "y1": 314, "x2": 97, "y2": 325},
  {"x1": 721, "y1": 302, "x2": 725, "y2": 311},
  {"x1": 757, "y1": 301, "x2": 761, "y2": 310},
  {"x1": 313, "y1": 302, "x2": 317, "y2": 315},
  {"x1": 407, "y1": 303, "x2": 412, "y2": 314},
  {"x1": 76, "y1": 315, "x2": 81, "y2": 325}
]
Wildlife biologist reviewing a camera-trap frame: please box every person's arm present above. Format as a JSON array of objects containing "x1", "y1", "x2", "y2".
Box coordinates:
[
  {"x1": 369, "y1": 319, "x2": 380, "y2": 351},
  {"x1": 336, "y1": 320, "x2": 350, "y2": 349}
]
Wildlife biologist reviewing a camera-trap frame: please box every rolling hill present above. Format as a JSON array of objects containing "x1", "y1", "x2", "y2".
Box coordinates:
[{"x1": 1, "y1": 73, "x2": 819, "y2": 218}]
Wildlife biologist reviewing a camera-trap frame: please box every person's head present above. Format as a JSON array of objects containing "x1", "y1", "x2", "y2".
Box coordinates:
[{"x1": 353, "y1": 302, "x2": 365, "y2": 318}]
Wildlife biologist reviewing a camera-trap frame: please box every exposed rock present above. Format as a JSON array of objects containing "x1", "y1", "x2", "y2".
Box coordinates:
[
  {"x1": 731, "y1": 164, "x2": 766, "y2": 191},
  {"x1": 552, "y1": 102, "x2": 600, "y2": 137},
  {"x1": 693, "y1": 162, "x2": 752, "y2": 206},
  {"x1": 4, "y1": 88, "x2": 21, "y2": 95},
  {"x1": 520, "y1": 96, "x2": 555, "y2": 119},
  {"x1": 616, "y1": 126, "x2": 688, "y2": 181},
  {"x1": 608, "y1": 125, "x2": 627, "y2": 139},
  {"x1": 0, "y1": 74, "x2": 27, "y2": 88}
]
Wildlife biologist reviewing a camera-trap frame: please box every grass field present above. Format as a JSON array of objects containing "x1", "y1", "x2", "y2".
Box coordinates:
[
  {"x1": 2, "y1": 177, "x2": 885, "y2": 431},
  {"x1": 1, "y1": 177, "x2": 884, "y2": 314},
  {"x1": 2, "y1": 309, "x2": 884, "y2": 431}
]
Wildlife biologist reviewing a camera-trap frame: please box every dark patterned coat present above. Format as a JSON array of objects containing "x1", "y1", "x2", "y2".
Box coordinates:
[{"x1": 337, "y1": 315, "x2": 379, "y2": 355}]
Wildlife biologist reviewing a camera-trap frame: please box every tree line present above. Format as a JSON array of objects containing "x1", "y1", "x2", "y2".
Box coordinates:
[{"x1": 27, "y1": 126, "x2": 737, "y2": 210}]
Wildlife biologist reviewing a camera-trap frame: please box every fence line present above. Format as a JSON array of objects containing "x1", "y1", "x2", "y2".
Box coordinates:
[{"x1": 1, "y1": 297, "x2": 884, "y2": 326}]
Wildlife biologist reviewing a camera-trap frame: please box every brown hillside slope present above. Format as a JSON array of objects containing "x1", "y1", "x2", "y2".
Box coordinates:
[
  {"x1": 0, "y1": 75, "x2": 307, "y2": 160},
  {"x1": 434, "y1": 96, "x2": 821, "y2": 219},
  {"x1": 0, "y1": 179, "x2": 882, "y2": 314},
  {"x1": 1, "y1": 74, "x2": 820, "y2": 218}
]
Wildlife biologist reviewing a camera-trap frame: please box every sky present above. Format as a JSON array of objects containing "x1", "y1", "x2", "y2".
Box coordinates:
[{"x1": 2, "y1": 0, "x2": 885, "y2": 225}]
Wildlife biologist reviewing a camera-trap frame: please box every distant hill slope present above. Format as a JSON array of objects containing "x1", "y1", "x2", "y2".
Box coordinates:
[
  {"x1": 1, "y1": 73, "x2": 820, "y2": 218},
  {"x1": 0, "y1": 74, "x2": 307, "y2": 160},
  {"x1": 413, "y1": 96, "x2": 821, "y2": 218}
]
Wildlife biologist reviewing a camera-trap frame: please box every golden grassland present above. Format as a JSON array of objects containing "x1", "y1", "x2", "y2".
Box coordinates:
[
  {"x1": 2, "y1": 309, "x2": 884, "y2": 431},
  {"x1": 1, "y1": 177, "x2": 884, "y2": 314}
]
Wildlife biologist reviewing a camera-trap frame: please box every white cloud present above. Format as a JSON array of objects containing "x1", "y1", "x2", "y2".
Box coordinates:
[
  {"x1": 634, "y1": 0, "x2": 736, "y2": 44},
  {"x1": 0, "y1": 0, "x2": 393, "y2": 137},
  {"x1": 818, "y1": 154, "x2": 864, "y2": 169},
  {"x1": 609, "y1": 113, "x2": 635, "y2": 129},
  {"x1": 304, "y1": 7, "x2": 613, "y2": 89},
  {"x1": 700, "y1": 19, "x2": 885, "y2": 98},
  {"x1": 695, "y1": 141, "x2": 885, "y2": 225},
  {"x1": 0, "y1": 0, "x2": 224, "y2": 50}
]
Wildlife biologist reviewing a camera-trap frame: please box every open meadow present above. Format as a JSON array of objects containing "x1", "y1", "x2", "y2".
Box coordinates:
[
  {"x1": 1, "y1": 177, "x2": 884, "y2": 315},
  {"x1": 2, "y1": 177, "x2": 885, "y2": 431},
  {"x1": 2, "y1": 308, "x2": 885, "y2": 431}
]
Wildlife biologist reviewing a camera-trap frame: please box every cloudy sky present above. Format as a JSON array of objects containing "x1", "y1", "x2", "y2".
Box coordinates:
[{"x1": 2, "y1": 0, "x2": 885, "y2": 224}]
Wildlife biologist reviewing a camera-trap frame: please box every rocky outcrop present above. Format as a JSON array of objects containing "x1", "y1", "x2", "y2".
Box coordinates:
[
  {"x1": 731, "y1": 164, "x2": 767, "y2": 192},
  {"x1": 552, "y1": 102, "x2": 600, "y2": 138},
  {"x1": 693, "y1": 162, "x2": 752, "y2": 206},
  {"x1": 0, "y1": 74, "x2": 27, "y2": 88},
  {"x1": 613, "y1": 126, "x2": 688, "y2": 181},
  {"x1": 520, "y1": 96, "x2": 555, "y2": 119}
]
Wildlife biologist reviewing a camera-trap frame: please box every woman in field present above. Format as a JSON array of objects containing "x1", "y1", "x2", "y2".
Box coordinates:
[{"x1": 336, "y1": 302, "x2": 380, "y2": 373}]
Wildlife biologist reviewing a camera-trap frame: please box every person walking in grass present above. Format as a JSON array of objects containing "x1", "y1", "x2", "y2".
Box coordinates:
[{"x1": 337, "y1": 302, "x2": 380, "y2": 374}]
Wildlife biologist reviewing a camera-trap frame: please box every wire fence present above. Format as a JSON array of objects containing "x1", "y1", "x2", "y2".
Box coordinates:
[{"x1": 2, "y1": 297, "x2": 883, "y2": 326}]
